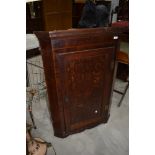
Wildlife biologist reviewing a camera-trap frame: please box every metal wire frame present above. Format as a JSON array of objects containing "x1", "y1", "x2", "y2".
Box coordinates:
[
  {"x1": 26, "y1": 52, "x2": 57, "y2": 154},
  {"x1": 26, "y1": 55, "x2": 47, "y2": 128}
]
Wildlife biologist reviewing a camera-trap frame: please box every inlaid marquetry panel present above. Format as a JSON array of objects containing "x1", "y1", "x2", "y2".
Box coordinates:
[{"x1": 56, "y1": 47, "x2": 115, "y2": 131}]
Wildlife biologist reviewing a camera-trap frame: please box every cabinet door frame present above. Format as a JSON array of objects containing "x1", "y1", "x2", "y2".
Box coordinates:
[{"x1": 56, "y1": 47, "x2": 116, "y2": 133}]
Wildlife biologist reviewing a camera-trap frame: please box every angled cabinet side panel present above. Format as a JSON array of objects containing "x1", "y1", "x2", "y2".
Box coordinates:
[{"x1": 34, "y1": 32, "x2": 66, "y2": 137}]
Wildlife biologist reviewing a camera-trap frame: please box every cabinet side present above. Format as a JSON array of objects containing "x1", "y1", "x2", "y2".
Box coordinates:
[{"x1": 34, "y1": 31, "x2": 66, "y2": 137}]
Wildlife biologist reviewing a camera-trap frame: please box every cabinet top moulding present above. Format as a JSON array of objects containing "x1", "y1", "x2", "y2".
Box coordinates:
[
  {"x1": 26, "y1": 0, "x2": 42, "y2": 3},
  {"x1": 35, "y1": 27, "x2": 127, "y2": 40}
]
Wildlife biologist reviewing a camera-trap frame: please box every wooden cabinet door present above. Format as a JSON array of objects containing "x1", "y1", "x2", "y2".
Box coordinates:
[{"x1": 56, "y1": 47, "x2": 115, "y2": 133}]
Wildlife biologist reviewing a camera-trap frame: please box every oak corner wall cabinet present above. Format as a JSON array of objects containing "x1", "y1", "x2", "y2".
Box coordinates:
[{"x1": 35, "y1": 27, "x2": 119, "y2": 138}]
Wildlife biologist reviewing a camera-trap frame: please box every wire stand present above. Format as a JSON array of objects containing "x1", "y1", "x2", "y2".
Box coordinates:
[{"x1": 26, "y1": 55, "x2": 46, "y2": 129}]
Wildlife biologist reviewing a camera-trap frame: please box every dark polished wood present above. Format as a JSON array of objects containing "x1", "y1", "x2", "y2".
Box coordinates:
[
  {"x1": 35, "y1": 27, "x2": 120, "y2": 138},
  {"x1": 112, "y1": 21, "x2": 129, "y2": 42}
]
